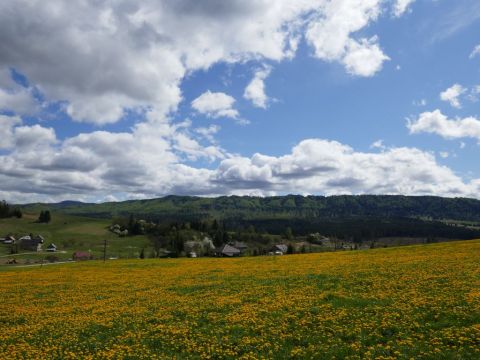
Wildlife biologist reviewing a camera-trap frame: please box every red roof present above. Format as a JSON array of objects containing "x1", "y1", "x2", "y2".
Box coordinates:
[{"x1": 73, "y1": 251, "x2": 91, "y2": 259}]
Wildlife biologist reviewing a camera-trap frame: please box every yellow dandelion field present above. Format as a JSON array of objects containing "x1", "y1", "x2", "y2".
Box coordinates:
[{"x1": 1, "y1": 240, "x2": 479, "y2": 359}]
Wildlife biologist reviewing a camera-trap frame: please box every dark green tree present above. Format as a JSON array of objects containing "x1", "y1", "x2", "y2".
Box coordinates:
[
  {"x1": 287, "y1": 243, "x2": 294, "y2": 254},
  {"x1": 285, "y1": 227, "x2": 293, "y2": 240},
  {"x1": 38, "y1": 210, "x2": 51, "y2": 223},
  {"x1": 44, "y1": 210, "x2": 51, "y2": 223}
]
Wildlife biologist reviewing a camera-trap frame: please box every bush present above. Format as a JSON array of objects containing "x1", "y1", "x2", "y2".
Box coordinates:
[{"x1": 45, "y1": 255, "x2": 59, "y2": 263}]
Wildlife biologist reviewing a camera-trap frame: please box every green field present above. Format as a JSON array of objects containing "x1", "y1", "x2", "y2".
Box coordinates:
[
  {"x1": 0, "y1": 241, "x2": 479, "y2": 359},
  {"x1": 0, "y1": 212, "x2": 150, "y2": 262}
]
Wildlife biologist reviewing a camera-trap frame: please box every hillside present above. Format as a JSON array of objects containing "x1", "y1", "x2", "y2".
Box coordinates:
[
  {"x1": 0, "y1": 212, "x2": 149, "y2": 260},
  {"x1": 1, "y1": 240, "x2": 479, "y2": 358},
  {"x1": 21, "y1": 194, "x2": 480, "y2": 221}
]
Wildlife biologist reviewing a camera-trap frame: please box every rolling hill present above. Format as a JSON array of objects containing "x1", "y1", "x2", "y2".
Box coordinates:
[{"x1": 19, "y1": 194, "x2": 480, "y2": 222}]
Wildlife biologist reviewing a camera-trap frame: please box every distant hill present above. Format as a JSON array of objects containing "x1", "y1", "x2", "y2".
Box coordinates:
[{"x1": 19, "y1": 195, "x2": 480, "y2": 222}]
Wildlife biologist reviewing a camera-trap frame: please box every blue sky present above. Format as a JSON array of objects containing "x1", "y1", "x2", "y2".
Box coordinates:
[{"x1": 0, "y1": 0, "x2": 480, "y2": 202}]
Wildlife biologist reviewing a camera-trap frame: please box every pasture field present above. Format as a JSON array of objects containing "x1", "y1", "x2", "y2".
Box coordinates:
[
  {"x1": 0, "y1": 213, "x2": 150, "y2": 260},
  {"x1": 0, "y1": 241, "x2": 479, "y2": 359}
]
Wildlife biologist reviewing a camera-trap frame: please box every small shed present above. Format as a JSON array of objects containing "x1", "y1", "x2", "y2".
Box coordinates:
[
  {"x1": 46, "y1": 243, "x2": 57, "y2": 252},
  {"x1": 73, "y1": 251, "x2": 92, "y2": 261},
  {"x1": 214, "y1": 244, "x2": 241, "y2": 257},
  {"x1": 3, "y1": 235, "x2": 15, "y2": 244}
]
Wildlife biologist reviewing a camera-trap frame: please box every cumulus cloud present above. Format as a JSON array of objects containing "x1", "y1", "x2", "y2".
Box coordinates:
[
  {"x1": 342, "y1": 37, "x2": 390, "y2": 77},
  {"x1": 407, "y1": 109, "x2": 480, "y2": 140},
  {"x1": 370, "y1": 139, "x2": 386, "y2": 150},
  {"x1": 212, "y1": 139, "x2": 477, "y2": 198},
  {"x1": 14, "y1": 125, "x2": 57, "y2": 150},
  {"x1": 3, "y1": 121, "x2": 479, "y2": 202},
  {"x1": 393, "y1": 0, "x2": 416, "y2": 17},
  {"x1": 469, "y1": 44, "x2": 480, "y2": 59},
  {"x1": 244, "y1": 66, "x2": 272, "y2": 108},
  {"x1": 191, "y1": 91, "x2": 239, "y2": 119},
  {"x1": 195, "y1": 125, "x2": 221, "y2": 143},
  {"x1": 440, "y1": 84, "x2": 467, "y2": 108},
  {"x1": 0, "y1": 0, "x2": 405, "y2": 125},
  {"x1": 0, "y1": 69, "x2": 39, "y2": 115},
  {"x1": 0, "y1": 113, "x2": 227, "y2": 202},
  {"x1": 305, "y1": 0, "x2": 390, "y2": 77},
  {"x1": 0, "y1": 1, "x2": 437, "y2": 203},
  {"x1": 0, "y1": 115, "x2": 22, "y2": 149}
]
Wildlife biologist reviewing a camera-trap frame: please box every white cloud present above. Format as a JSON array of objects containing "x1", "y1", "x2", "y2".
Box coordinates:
[
  {"x1": 213, "y1": 139, "x2": 478, "y2": 198},
  {"x1": 305, "y1": 0, "x2": 390, "y2": 77},
  {"x1": 393, "y1": 0, "x2": 416, "y2": 17},
  {"x1": 191, "y1": 91, "x2": 239, "y2": 119},
  {"x1": 0, "y1": 1, "x2": 432, "y2": 202},
  {"x1": 14, "y1": 125, "x2": 57, "y2": 150},
  {"x1": 2, "y1": 127, "x2": 480, "y2": 202},
  {"x1": 0, "y1": 69, "x2": 39, "y2": 115},
  {"x1": 439, "y1": 151, "x2": 449, "y2": 159},
  {"x1": 413, "y1": 99, "x2": 427, "y2": 107},
  {"x1": 469, "y1": 44, "x2": 480, "y2": 59},
  {"x1": 0, "y1": 0, "x2": 407, "y2": 124},
  {"x1": 467, "y1": 85, "x2": 480, "y2": 102},
  {"x1": 342, "y1": 37, "x2": 390, "y2": 77},
  {"x1": 0, "y1": 1, "x2": 311, "y2": 124},
  {"x1": 244, "y1": 66, "x2": 272, "y2": 108},
  {"x1": 195, "y1": 125, "x2": 221, "y2": 143},
  {"x1": 370, "y1": 139, "x2": 386, "y2": 150},
  {"x1": 407, "y1": 109, "x2": 480, "y2": 140},
  {"x1": 0, "y1": 115, "x2": 22, "y2": 149},
  {"x1": 0, "y1": 113, "x2": 230, "y2": 202},
  {"x1": 440, "y1": 84, "x2": 466, "y2": 108}
]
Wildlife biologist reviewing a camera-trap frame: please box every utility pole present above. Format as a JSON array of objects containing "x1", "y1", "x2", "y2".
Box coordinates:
[{"x1": 103, "y1": 239, "x2": 107, "y2": 262}]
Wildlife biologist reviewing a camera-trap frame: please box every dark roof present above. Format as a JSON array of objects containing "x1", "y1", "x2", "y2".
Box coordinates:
[
  {"x1": 34, "y1": 235, "x2": 45, "y2": 242},
  {"x1": 20, "y1": 238, "x2": 42, "y2": 245},
  {"x1": 231, "y1": 241, "x2": 248, "y2": 249}
]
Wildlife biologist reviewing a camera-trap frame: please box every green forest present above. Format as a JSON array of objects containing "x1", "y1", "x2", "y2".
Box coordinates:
[{"x1": 19, "y1": 195, "x2": 480, "y2": 242}]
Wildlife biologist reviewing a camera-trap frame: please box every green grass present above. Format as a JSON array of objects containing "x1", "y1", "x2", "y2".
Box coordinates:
[{"x1": 0, "y1": 212, "x2": 150, "y2": 261}]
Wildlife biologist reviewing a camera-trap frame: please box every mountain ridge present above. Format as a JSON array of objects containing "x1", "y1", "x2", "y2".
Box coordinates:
[{"x1": 18, "y1": 194, "x2": 480, "y2": 222}]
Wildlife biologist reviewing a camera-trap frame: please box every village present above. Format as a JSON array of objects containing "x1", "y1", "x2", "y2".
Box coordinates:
[
  {"x1": 0, "y1": 225, "x2": 387, "y2": 266},
  {"x1": 0, "y1": 229, "x2": 297, "y2": 265},
  {"x1": 0, "y1": 210, "x2": 440, "y2": 266}
]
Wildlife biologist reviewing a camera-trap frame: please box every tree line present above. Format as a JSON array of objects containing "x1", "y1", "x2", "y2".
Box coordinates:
[{"x1": 0, "y1": 200, "x2": 22, "y2": 219}]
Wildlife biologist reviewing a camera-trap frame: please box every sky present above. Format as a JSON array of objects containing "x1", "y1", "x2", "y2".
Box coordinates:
[{"x1": 0, "y1": 0, "x2": 480, "y2": 203}]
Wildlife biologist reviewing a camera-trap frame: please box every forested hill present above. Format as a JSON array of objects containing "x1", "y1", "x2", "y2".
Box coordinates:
[{"x1": 21, "y1": 195, "x2": 480, "y2": 222}]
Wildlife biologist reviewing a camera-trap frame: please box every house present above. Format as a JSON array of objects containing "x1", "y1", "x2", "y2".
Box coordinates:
[
  {"x1": 2, "y1": 235, "x2": 16, "y2": 244},
  {"x1": 46, "y1": 243, "x2": 57, "y2": 252},
  {"x1": 33, "y1": 235, "x2": 45, "y2": 243},
  {"x1": 214, "y1": 244, "x2": 241, "y2": 257},
  {"x1": 73, "y1": 251, "x2": 92, "y2": 261},
  {"x1": 271, "y1": 244, "x2": 288, "y2": 255},
  {"x1": 19, "y1": 236, "x2": 42, "y2": 252},
  {"x1": 229, "y1": 241, "x2": 248, "y2": 253}
]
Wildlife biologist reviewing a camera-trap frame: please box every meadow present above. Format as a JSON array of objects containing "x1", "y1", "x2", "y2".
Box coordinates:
[
  {"x1": 0, "y1": 212, "x2": 150, "y2": 260},
  {"x1": 0, "y1": 240, "x2": 479, "y2": 359}
]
